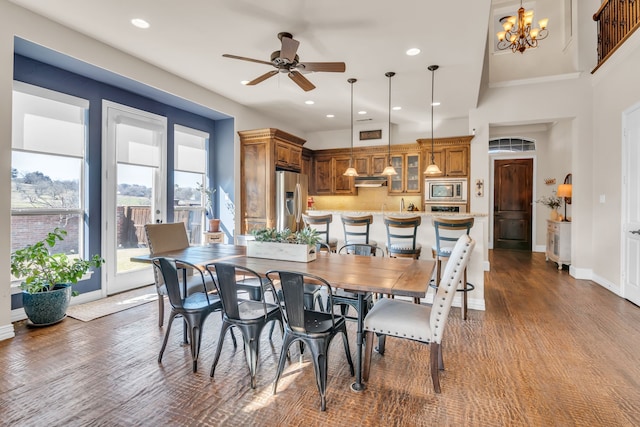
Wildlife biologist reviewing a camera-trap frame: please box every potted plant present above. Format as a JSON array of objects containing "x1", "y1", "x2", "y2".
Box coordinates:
[
  {"x1": 196, "y1": 182, "x2": 219, "y2": 232},
  {"x1": 248, "y1": 227, "x2": 321, "y2": 262},
  {"x1": 10, "y1": 227, "x2": 105, "y2": 325}
]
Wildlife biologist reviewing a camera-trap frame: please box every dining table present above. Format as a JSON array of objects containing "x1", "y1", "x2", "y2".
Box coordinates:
[{"x1": 132, "y1": 244, "x2": 435, "y2": 392}]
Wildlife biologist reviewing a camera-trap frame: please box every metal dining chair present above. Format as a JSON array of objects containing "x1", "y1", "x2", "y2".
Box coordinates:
[
  {"x1": 266, "y1": 270, "x2": 354, "y2": 411},
  {"x1": 363, "y1": 234, "x2": 475, "y2": 393},
  {"x1": 206, "y1": 262, "x2": 282, "y2": 389},
  {"x1": 153, "y1": 257, "x2": 222, "y2": 373},
  {"x1": 383, "y1": 215, "x2": 422, "y2": 259}
]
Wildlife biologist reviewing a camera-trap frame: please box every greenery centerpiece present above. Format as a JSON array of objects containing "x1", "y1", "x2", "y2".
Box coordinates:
[
  {"x1": 11, "y1": 227, "x2": 105, "y2": 325},
  {"x1": 248, "y1": 227, "x2": 321, "y2": 263}
]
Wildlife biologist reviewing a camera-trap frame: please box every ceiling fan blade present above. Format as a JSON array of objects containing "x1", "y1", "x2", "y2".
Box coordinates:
[
  {"x1": 297, "y1": 62, "x2": 346, "y2": 73},
  {"x1": 247, "y1": 70, "x2": 279, "y2": 85},
  {"x1": 222, "y1": 54, "x2": 273, "y2": 66},
  {"x1": 288, "y1": 71, "x2": 316, "y2": 92},
  {"x1": 279, "y1": 35, "x2": 300, "y2": 62}
]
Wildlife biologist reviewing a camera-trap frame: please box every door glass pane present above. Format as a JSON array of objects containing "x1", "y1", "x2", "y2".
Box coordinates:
[
  {"x1": 174, "y1": 170, "x2": 206, "y2": 245},
  {"x1": 116, "y1": 163, "x2": 153, "y2": 274}
]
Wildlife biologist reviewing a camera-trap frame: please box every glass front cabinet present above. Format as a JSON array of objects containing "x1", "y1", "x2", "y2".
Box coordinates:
[{"x1": 389, "y1": 153, "x2": 421, "y2": 194}]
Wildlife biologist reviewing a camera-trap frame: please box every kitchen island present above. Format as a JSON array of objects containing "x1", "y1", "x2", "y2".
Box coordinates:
[{"x1": 307, "y1": 210, "x2": 488, "y2": 312}]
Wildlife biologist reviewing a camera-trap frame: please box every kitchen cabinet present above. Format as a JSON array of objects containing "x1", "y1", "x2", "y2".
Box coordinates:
[
  {"x1": 313, "y1": 156, "x2": 333, "y2": 195},
  {"x1": 311, "y1": 155, "x2": 356, "y2": 195},
  {"x1": 546, "y1": 220, "x2": 571, "y2": 269},
  {"x1": 419, "y1": 137, "x2": 471, "y2": 178},
  {"x1": 354, "y1": 155, "x2": 370, "y2": 176},
  {"x1": 371, "y1": 154, "x2": 388, "y2": 175},
  {"x1": 275, "y1": 141, "x2": 302, "y2": 171},
  {"x1": 388, "y1": 152, "x2": 421, "y2": 194},
  {"x1": 239, "y1": 128, "x2": 306, "y2": 233}
]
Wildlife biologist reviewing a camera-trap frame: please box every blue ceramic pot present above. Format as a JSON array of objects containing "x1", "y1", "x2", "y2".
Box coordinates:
[{"x1": 22, "y1": 283, "x2": 72, "y2": 325}]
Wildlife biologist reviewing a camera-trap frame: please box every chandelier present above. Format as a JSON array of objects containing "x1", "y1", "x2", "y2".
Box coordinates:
[{"x1": 496, "y1": 1, "x2": 549, "y2": 54}]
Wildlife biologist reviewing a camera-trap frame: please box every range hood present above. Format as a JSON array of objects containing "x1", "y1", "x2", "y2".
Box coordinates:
[{"x1": 354, "y1": 176, "x2": 389, "y2": 187}]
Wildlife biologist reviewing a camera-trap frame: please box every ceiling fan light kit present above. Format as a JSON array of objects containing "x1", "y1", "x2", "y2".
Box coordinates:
[
  {"x1": 381, "y1": 71, "x2": 398, "y2": 177},
  {"x1": 343, "y1": 78, "x2": 359, "y2": 177},
  {"x1": 223, "y1": 32, "x2": 346, "y2": 91},
  {"x1": 424, "y1": 65, "x2": 442, "y2": 175},
  {"x1": 496, "y1": 0, "x2": 549, "y2": 54}
]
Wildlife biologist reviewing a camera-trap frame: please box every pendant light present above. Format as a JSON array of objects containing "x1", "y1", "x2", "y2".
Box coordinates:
[
  {"x1": 381, "y1": 71, "x2": 398, "y2": 176},
  {"x1": 343, "y1": 78, "x2": 358, "y2": 176},
  {"x1": 424, "y1": 65, "x2": 442, "y2": 175}
]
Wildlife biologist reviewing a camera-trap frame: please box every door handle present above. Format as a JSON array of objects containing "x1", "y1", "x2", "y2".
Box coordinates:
[{"x1": 631, "y1": 229, "x2": 640, "y2": 235}]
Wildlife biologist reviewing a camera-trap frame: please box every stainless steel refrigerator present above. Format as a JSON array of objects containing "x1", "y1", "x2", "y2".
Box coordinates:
[{"x1": 275, "y1": 171, "x2": 308, "y2": 232}]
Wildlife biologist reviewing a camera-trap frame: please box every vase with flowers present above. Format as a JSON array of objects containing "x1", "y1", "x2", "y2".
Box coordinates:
[
  {"x1": 536, "y1": 194, "x2": 563, "y2": 220},
  {"x1": 196, "y1": 182, "x2": 219, "y2": 231}
]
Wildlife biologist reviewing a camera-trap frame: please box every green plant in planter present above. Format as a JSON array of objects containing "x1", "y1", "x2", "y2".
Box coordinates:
[
  {"x1": 11, "y1": 227, "x2": 105, "y2": 294},
  {"x1": 250, "y1": 227, "x2": 320, "y2": 246}
]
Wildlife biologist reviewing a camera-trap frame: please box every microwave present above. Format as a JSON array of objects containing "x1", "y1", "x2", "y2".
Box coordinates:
[{"x1": 425, "y1": 178, "x2": 468, "y2": 202}]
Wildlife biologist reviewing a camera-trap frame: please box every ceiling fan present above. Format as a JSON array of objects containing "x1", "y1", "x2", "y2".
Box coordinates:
[{"x1": 222, "y1": 32, "x2": 346, "y2": 92}]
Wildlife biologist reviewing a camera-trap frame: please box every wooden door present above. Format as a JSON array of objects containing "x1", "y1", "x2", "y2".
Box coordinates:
[{"x1": 494, "y1": 158, "x2": 533, "y2": 250}]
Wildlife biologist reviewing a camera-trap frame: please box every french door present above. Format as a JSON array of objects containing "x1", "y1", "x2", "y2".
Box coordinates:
[
  {"x1": 622, "y1": 103, "x2": 640, "y2": 306},
  {"x1": 102, "y1": 101, "x2": 167, "y2": 295}
]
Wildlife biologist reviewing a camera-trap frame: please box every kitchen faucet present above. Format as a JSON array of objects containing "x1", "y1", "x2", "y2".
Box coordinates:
[{"x1": 400, "y1": 198, "x2": 405, "y2": 212}]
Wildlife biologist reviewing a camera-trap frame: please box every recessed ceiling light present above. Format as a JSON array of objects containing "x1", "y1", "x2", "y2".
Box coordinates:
[
  {"x1": 358, "y1": 110, "x2": 367, "y2": 115},
  {"x1": 393, "y1": 106, "x2": 402, "y2": 111},
  {"x1": 305, "y1": 100, "x2": 315, "y2": 105},
  {"x1": 406, "y1": 48, "x2": 421, "y2": 56},
  {"x1": 432, "y1": 102, "x2": 441, "y2": 106},
  {"x1": 131, "y1": 18, "x2": 150, "y2": 29},
  {"x1": 240, "y1": 80, "x2": 250, "y2": 85},
  {"x1": 326, "y1": 114, "x2": 335, "y2": 118}
]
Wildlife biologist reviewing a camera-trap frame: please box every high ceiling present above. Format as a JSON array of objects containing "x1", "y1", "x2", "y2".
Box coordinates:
[{"x1": 9, "y1": 0, "x2": 492, "y2": 135}]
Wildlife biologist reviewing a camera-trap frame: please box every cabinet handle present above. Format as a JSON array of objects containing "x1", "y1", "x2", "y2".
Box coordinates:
[{"x1": 631, "y1": 229, "x2": 640, "y2": 235}]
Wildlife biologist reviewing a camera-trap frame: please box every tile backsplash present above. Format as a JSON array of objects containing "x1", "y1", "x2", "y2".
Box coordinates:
[{"x1": 310, "y1": 187, "x2": 422, "y2": 212}]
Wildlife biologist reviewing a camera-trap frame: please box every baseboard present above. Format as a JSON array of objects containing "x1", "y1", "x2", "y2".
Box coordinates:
[
  {"x1": 534, "y1": 245, "x2": 546, "y2": 253},
  {"x1": 11, "y1": 308, "x2": 26, "y2": 323},
  {"x1": 483, "y1": 260, "x2": 491, "y2": 271},
  {"x1": 0, "y1": 323, "x2": 16, "y2": 341},
  {"x1": 570, "y1": 265, "x2": 591, "y2": 280},
  {"x1": 592, "y1": 273, "x2": 622, "y2": 296}
]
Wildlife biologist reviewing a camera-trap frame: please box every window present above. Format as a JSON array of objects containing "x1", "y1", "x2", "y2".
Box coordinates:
[
  {"x1": 489, "y1": 137, "x2": 536, "y2": 153},
  {"x1": 11, "y1": 82, "x2": 89, "y2": 265},
  {"x1": 173, "y1": 125, "x2": 210, "y2": 244}
]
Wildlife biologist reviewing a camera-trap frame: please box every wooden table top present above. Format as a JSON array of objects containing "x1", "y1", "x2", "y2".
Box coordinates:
[{"x1": 132, "y1": 244, "x2": 435, "y2": 298}]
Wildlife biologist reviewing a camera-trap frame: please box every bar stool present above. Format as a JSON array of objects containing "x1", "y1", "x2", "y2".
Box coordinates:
[
  {"x1": 431, "y1": 217, "x2": 474, "y2": 320},
  {"x1": 341, "y1": 214, "x2": 377, "y2": 248},
  {"x1": 383, "y1": 215, "x2": 422, "y2": 259},
  {"x1": 302, "y1": 213, "x2": 338, "y2": 252},
  {"x1": 383, "y1": 215, "x2": 422, "y2": 303}
]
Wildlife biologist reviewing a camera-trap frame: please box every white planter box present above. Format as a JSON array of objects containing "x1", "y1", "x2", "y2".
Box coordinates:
[{"x1": 246, "y1": 241, "x2": 317, "y2": 263}]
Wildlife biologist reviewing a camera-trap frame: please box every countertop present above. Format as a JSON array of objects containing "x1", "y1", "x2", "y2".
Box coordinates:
[{"x1": 308, "y1": 209, "x2": 488, "y2": 218}]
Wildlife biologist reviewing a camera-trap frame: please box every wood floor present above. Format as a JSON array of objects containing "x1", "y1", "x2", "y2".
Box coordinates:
[{"x1": 2, "y1": 250, "x2": 640, "y2": 426}]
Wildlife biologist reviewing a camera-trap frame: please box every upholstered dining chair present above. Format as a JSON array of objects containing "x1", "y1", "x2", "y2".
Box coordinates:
[
  {"x1": 362, "y1": 234, "x2": 475, "y2": 393},
  {"x1": 383, "y1": 215, "x2": 422, "y2": 259},
  {"x1": 302, "y1": 213, "x2": 338, "y2": 253},
  {"x1": 145, "y1": 222, "x2": 211, "y2": 327},
  {"x1": 432, "y1": 217, "x2": 475, "y2": 319},
  {"x1": 207, "y1": 262, "x2": 282, "y2": 389},
  {"x1": 266, "y1": 270, "x2": 354, "y2": 411},
  {"x1": 341, "y1": 214, "x2": 377, "y2": 247},
  {"x1": 153, "y1": 257, "x2": 222, "y2": 373}
]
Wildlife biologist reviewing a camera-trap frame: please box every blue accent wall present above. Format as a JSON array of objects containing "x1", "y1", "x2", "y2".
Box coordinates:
[{"x1": 12, "y1": 54, "x2": 235, "y2": 308}]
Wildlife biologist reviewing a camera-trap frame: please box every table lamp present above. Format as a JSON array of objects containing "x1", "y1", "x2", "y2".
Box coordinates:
[{"x1": 556, "y1": 184, "x2": 572, "y2": 221}]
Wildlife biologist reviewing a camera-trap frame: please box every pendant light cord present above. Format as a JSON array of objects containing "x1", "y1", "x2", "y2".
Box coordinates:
[{"x1": 428, "y1": 65, "x2": 439, "y2": 164}]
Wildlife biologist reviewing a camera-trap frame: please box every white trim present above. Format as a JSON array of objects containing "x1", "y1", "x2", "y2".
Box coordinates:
[
  {"x1": 489, "y1": 72, "x2": 582, "y2": 89},
  {"x1": 13, "y1": 80, "x2": 90, "y2": 108},
  {"x1": 174, "y1": 124, "x2": 209, "y2": 140},
  {"x1": 592, "y1": 272, "x2": 622, "y2": 296},
  {"x1": 0, "y1": 324, "x2": 16, "y2": 341}
]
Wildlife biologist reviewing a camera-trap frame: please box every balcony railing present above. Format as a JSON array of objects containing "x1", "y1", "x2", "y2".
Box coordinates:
[{"x1": 593, "y1": 0, "x2": 640, "y2": 72}]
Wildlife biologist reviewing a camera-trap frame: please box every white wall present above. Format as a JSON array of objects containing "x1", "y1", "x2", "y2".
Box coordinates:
[{"x1": 0, "y1": 0, "x2": 308, "y2": 339}]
